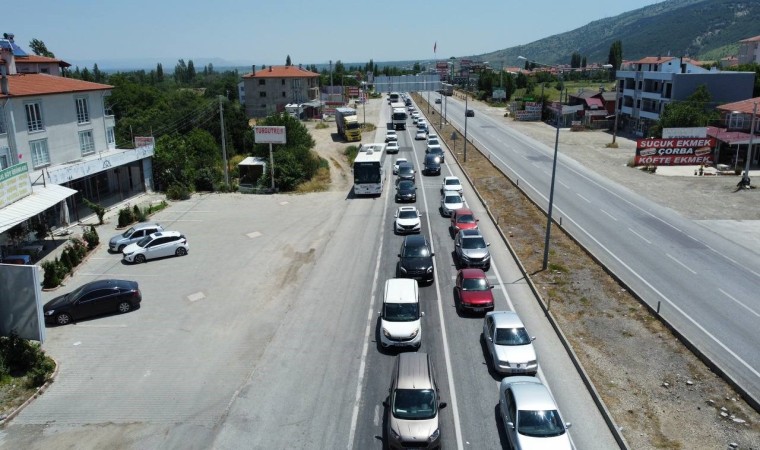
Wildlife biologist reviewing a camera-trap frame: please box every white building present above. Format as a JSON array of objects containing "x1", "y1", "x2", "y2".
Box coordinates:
[{"x1": 738, "y1": 34, "x2": 760, "y2": 65}]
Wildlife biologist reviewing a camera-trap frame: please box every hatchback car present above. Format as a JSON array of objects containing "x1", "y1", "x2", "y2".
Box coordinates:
[
  {"x1": 415, "y1": 129, "x2": 428, "y2": 140},
  {"x1": 43, "y1": 279, "x2": 141, "y2": 325},
  {"x1": 386, "y1": 130, "x2": 398, "y2": 142},
  {"x1": 499, "y1": 377, "x2": 571, "y2": 449},
  {"x1": 109, "y1": 223, "x2": 163, "y2": 252},
  {"x1": 455, "y1": 268, "x2": 494, "y2": 314},
  {"x1": 484, "y1": 311, "x2": 538, "y2": 375},
  {"x1": 440, "y1": 193, "x2": 464, "y2": 217},
  {"x1": 395, "y1": 180, "x2": 417, "y2": 203},
  {"x1": 397, "y1": 235, "x2": 435, "y2": 284},
  {"x1": 386, "y1": 141, "x2": 400, "y2": 154},
  {"x1": 450, "y1": 208, "x2": 479, "y2": 234},
  {"x1": 441, "y1": 176, "x2": 463, "y2": 195},
  {"x1": 393, "y1": 157, "x2": 408, "y2": 175},
  {"x1": 395, "y1": 206, "x2": 422, "y2": 234},
  {"x1": 122, "y1": 231, "x2": 189, "y2": 263},
  {"x1": 454, "y1": 231, "x2": 491, "y2": 270}
]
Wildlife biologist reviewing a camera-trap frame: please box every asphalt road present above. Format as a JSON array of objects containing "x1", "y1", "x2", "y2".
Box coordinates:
[{"x1": 432, "y1": 93, "x2": 760, "y2": 408}]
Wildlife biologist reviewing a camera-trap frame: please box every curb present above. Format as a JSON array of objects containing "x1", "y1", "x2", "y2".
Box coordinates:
[{"x1": 0, "y1": 357, "x2": 59, "y2": 428}]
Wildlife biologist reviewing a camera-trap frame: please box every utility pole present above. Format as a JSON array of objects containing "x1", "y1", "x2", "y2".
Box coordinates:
[
  {"x1": 742, "y1": 102, "x2": 757, "y2": 187},
  {"x1": 464, "y1": 93, "x2": 468, "y2": 162},
  {"x1": 219, "y1": 95, "x2": 229, "y2": 186}
]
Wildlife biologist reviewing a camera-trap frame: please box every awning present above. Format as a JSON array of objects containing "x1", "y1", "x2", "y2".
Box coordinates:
[{"x1": 0, "y1": 184, "x2": 77, "y2": 234}]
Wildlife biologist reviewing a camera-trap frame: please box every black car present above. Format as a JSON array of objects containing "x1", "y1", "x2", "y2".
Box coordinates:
[
  {"x1": 397, "y1": 235, "x2": 435, "y2": 284},
  {"x1": 427, "y1": 146, "x2": 445, "y2": 163},
  {"x1": 424, "y1": 153, "x2": 441, "y2": 176},
  {"x1": 397, "y1": 163, "x2": 416, "y2": 182},
  {"x1": 43, "y1": 279, "x2": 142, "y2": 325},
  {"x1": 395, "y1": 180, "x2": 417, "y2": 203}
]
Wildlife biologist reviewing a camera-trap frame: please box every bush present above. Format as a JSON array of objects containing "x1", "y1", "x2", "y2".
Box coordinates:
[
  {"x1": 70, "y1": 238, "x2": 87, "y2": 261},
  {"x1": 0, "y1": 332, "x2": 55, "y2": 388},
  {"x1": 83, "y1": 198, "x2": 105, "y2": 224},
  {"x1": 41, "y1": 259, "x2": 62, "y2": 289},
  {"x1": 118, "y1": 207, "x2": 135, "y2": 228},
  {"x1": 148, "y1": 200, "x2": 168, "y2": 214},
  {"x1": 59, "y1": 249, "x2": 73, "y2": 274},
  {"x1": 83, "y1": 225, "x2": 99, "y2": 250},
  {"x1": 133, "y1": 205, "x2": 147, "y2": 222},
  {"x1": 194, "y1": 167, "x2": 217, "y2": 191},
  {"x1": 167, "y1": 183, "x2": 191, "y2": 200},
  {"x1": 344, "y1": 145, "x2": 360, "y2": 164}
]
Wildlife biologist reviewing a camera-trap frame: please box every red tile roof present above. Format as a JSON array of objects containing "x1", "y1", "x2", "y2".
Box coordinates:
[
  {"x1": 0, "y1": 73, "x2": 112, "y2": 98},
  {"x1": 716, "y1": 97, "x2": 760, "y2": 114},
  {"x1": 243, "y1": 65, "x2": 319, "y2": 79},
  {"x1": 631, "y1": 56, "x2": 676, "y2": 64},
  {"x1": 740, "y1": 34, "x2": 760, "y2": 43},
  {"x1": 707, "y1": 126, "x2": 754, "y2": 145},
  {"x1": 15, "y1": 54, "x2": 71, "y2": 67}
]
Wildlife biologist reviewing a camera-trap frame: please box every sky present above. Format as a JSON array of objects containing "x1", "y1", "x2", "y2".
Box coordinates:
[{"x1": 6, "y1": 0, "x2": 665, "y2": 69}]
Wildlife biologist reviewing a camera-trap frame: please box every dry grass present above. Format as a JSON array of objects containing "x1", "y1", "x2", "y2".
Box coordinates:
[{"x1": 295, "y1": 167, "x2": 331, "y2": 193}]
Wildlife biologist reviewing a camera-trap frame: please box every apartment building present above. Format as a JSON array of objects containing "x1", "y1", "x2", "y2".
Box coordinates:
[
  {"x1": 241, "y1": 65, "x2": 319, "y2": 118},
  {"x1": 738, "y1": 35, "x2": 760, "y2": 65}
]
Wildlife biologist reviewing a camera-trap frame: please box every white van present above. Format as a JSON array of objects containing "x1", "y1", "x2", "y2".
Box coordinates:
[{"x1": 379, "y1": 278, "x2": 422, "y2": 349}]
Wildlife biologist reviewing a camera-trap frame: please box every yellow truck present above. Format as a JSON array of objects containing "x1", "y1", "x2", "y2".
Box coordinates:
[{"x1": 336, "y1": 107, "x2": 361, "y2": 142}]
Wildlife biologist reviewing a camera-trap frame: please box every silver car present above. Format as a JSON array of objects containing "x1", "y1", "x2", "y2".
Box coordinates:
[
  {"x1": 483, "y1": 311, "x2": 537, "y2": 375},
  {"x1": 440, "y1": 193, "x2": 464, "y2": 217},
  {"x1": 122, "y1": 231, "x2": 189, "y2": 263},
  {"x1": 498, "y1": 376, "x2": 572, "y2": 450},
  {"x1": 109, "y1": 223, "x2": 163, "y2": 252},
  {"x1": 454, "y1": 231, "x2": 491, "y2": 270}
]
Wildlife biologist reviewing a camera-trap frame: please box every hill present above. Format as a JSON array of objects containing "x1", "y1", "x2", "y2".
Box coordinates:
[{"x1": 473, "y1": 0, "x2": 760, "y2": 67}]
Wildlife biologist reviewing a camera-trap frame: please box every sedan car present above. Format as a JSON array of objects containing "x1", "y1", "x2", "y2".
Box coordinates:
[
  {"x1": 441, "y1": 176, "x2": 463, "y2": 195},
  {"x1": 397, "y1": 235, "x2": 435, "y2": 284},
  {"x1": 395, "y1": 206, "x2": 422, "y2": 234},
  {"x1": 435, "y1": 98, "x2": 442, "y2": 104},
  {"x1": 427, "y1": 138, "x2": 441, "y2": 147},
  {"x1": 454, "y1": 231, "x2": 491, "y2": 270},
  {"x1": 415, "y1": 129, "x2": 428, "y2": 140},
  {"x1": 498, "y1": 377, "x2": 571, "y2": 449},
  {"x1": 393, "y1": 157, "x2": 408, "y2": 175},
  {"x1": 440, "y1": 193, "x2": 464, "y2": 217},
  {"x1": 450, "y1": 208, "x2": 479, "y2": 234},
  {"x1": 395, "y1": 180, "x2": 417, "y2": 203},
  {"x1": 109, "y1": 223, "x2": 163, "y2": 252},
  {"x1": 455, "y1": 268, "x2": 494, "y2": 313},
  {"x1": 397, "y1": 164, "x2": 416, "y2": 182},
  {"x1": 386, "y1": 141, "x2": 400, "y2": 154},
  {"x1": 43, "y1": 279, "x2": 141, "y2": 325},
  {"x1": 426, "y1": 145, "x2": 444, "y2": 163},
  {"x1": 123, "y1": 231, "x2": 189, "y2": 263},
  {"x1": 485, "y1": 311, "x2": 538, "y2": 375},
  {"x1": 385, "y1": 130, "x2": 398, "y2": 143}
]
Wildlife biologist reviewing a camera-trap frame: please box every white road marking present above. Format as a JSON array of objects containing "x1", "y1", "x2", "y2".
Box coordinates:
[
  {"x1": 599, "y1": 209, "x2": 618, "y2": 221},
  {"x1": 374, "y1": 404, "x2": 381, "y2": 427},
  {"x1": 557, "y1": 180, "x2": 570, "y2": 189},
  {"x1": 73, "y1": 341, "x2": 81, "y2": 346},
  {"x1": 576, "y1": 193, "x2": 591, "y2": 203},
  {"x1": 719, "y1": 289, "x2": 760, "y2": 318},
  {"x1": 246, "y1": 231, "x2": 262, "y2": 239},
  {"x1": 187, "y1": 292, "x2": 205, "y2": 302},
  {"x1": 628, "y1": 228, "x2": 652, "y2": 245},
  {"x1": 666, "y1": 253, "x2": 697, "y2": 275},
  {"x1": 279, "y1": 201, "x2": 289, "y2": 206}
]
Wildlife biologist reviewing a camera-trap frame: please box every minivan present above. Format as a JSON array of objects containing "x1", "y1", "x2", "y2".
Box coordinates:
[
  {"x1": 385, "y1": 352, "x2": 447, "y2": 449},
  {"x1": 379, "y1": 278, "x2": 422, "y2": 349},
  {"x1": 424, "y1": 153, "x2": 441, "y2": 176}
]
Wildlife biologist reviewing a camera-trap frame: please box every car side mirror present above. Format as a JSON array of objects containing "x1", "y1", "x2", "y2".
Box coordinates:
[
  {"x1": 531, "y1": 336, "x2": 536, "y2": 341},
  {"x1": 439, "y1": 402, "x2": 448, "y2": 409},
  {"x1": 431, "y1": 252, "x2": 435, "y2": 256},
  {"x1": 421, "y1": 311, "x2": 425, "y2": 317},
  {"x1": 506, "y1": 421, "x2": 515, "y2": 430},
  {"x1": 378, "y1": 311, "x2": 382, "y2": 315},
  {"x1": 455, "y1": 242, "x2": 460, "y2": 247},
  {"x1": 397, "y1": 253, "x2": 401, "y2": 257},
  {"x1": 487, "y1": 243, "x2": 491, "y2": 247},
  {"x1": 565, "y1": 422, "x2": 572, "y2": 429},
  {"x1": 476, "y1": 219, "x2": 480, "y2": 222},
  {"x1": 489, "y1": 285, "x2": 494, "y2": 289},
  {"x1": 383, "y1": 400, "x2": 389, "y2": 407}
]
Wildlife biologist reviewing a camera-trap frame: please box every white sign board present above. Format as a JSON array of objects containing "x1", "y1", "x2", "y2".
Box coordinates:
[
  {"x1": 663, "y1": 127, "x2": 707, "y2": 138},
  {"x1": 46, "y1": 146, "x2": 155, "y2": 185},
  {"x1": 0, "y1": 163, "x2": 33, "y2": 209},
  {"x1": 254, "y1": 126, "x2": 287, "y2": 144}
]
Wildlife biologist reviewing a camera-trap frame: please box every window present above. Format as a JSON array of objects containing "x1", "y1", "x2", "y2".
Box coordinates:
[
  {"x1": 0, "y1": 146, "x2": 10, "y2": 170},
  {"x1": 103, "y1": 98, "x2": 114, "y2": 116},
  {"x1": 106, "y1": 126, "x2": 116, "y2": 147},
  {"x1": 258, "y1": 79, "x2": 265, "y2": 85},
  {"x1": 29, "y1": 139, "x2": 50, "y2": 168},
  {"x1": 282, "y1": 92, "x2": 286, "y2": 97},
  {"x1": 75, "y1": 97, "x2": 90, "y2": 123},
  {"x1": 259, "y1": 92, "x2": 266, "y2": 97},
  {"x1": 281, "y1": 79, "x2": 285, "y2": 85},
  {"x1": 25, "y1": 102, "x2": 44, "y2": 132},
  {"x1": 0, "y1": 105, "x2": 6, "y2": 134},
  {"x1": 79, "y1": 130, "x2": 96, "y2": 156}
]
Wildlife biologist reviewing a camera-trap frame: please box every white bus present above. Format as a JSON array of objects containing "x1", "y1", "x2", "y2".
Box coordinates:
[{"x1": 353, "y1": 144, "x2": 387, "y2": 196}]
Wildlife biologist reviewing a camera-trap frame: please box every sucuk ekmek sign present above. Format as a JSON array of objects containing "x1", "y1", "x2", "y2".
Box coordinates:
[{"x1": 635, "y1": 137, "x2": 715, "y2": 166}]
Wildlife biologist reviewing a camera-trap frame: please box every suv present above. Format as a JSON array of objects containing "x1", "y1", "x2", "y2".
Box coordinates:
[
  {"x1": 109, "y1": 223, "x2": 163, "y2": 252},
  {"x1": 397, "y1": 235, "x2": 435, "y2": 284},
  {"x1": 122, "y1": 231, "x2": 189, "y2": 263},
  {"x1": 379, "y1": 278, "x2": 422, "y2": 349},
  {"x1": 454, "y1": 230, "x2": 491, "y2": 270},
  {"x1": 423, "y1": 153, "x2": 441, "y2": 176},
  {"x1": 385, "y1": 352, "x2": 447, "y2": 449},
  {"x1": 499, "y1": 377, "x2": 571, "y2": 449}
]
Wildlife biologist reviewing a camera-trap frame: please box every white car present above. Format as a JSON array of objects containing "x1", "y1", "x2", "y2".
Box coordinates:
[
  {"x1": 427, "y1": 137, "x2": 441, "y2": 147},
  {"x1": 394, "y1": 206, "x2": 422, "y2": 234},
  {"x1": 499, "y1": 377, "x2": 572, "y2": 450},
  {"x1": 386, "y1": 141, "x2": 400, "y2": 154},
  {"x1": 415, "y1": 129, "x2": 428, "y2": 140},
  {"x1": 441, "y1": 193, "x2": 464, "y2": 217},
  {"x1": 441, "y1": 176, "x2": 463, "y2": 195},
  {"x1": 411, "y1": 111, "x2": 420, "y2": 120},
  {"x1": 393, "y1": 157, "x2": 408, "y2": 175},
  {"x1": 427, "y1": 133, "x2": 439, "y2": 142},
  {"x1": 385, "y1": 130, "x2": 398, "y2": 142},
  {"x1": 483, "y1": 311, "x2": 537, "y2": 375},
  {"x1": 418, "y1": 119, "x2": 427, "y2": 128},
  {"x1": 122, "y1": 231, "x2": 189, "y2": 264}
]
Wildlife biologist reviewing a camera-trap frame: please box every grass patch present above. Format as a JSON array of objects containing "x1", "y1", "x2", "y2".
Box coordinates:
[
  {"x1": 0, "y1": 333, "x2": 56, "y2": 417},
  {"x1": 548, "y1": 262, "x2": 568, "y2": 273},
  {"x1": 315, "y1": 122, "x2": 330, "y2": 129},
  {"x1": 344, "y1": 145, "x2": 360, "y2": 164},
  {"x1": 361, "y1": 123, "x2": 376, "y2": 132},
  {"x1": 295, "y1": 158, "x2": 331, "y2": 193}
]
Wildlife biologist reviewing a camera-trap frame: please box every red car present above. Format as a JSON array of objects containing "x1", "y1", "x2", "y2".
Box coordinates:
[
  {"x1": 450, "y1": 208, "x2": 479, "y2": 234},
  {"x1": 455, "y1": 268, "x2": 494, "y2": 314}
]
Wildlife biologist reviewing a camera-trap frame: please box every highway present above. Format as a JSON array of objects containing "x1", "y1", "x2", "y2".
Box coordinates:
[{"x1": 430, "y1": 93, "x2": 760, "y2": 408}]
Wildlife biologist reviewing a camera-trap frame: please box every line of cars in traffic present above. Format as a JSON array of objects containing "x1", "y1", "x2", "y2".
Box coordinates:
[
  {"x1": 42, "y1": 222, "x2": 190, "y2": 326},
  {"x1": 380, "y1": 95, "x2": 573, "y2": 449}
]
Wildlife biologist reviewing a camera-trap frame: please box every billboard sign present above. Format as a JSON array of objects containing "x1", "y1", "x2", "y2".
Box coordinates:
[
  {"x1": 635, "y1": 138, "x2": 715, "y2": 166},
  {"x1": 254, "y1": 126, "x2": 287, "y2": 144},
  {"x1": 663, "y1": 127, "x2": 707, "y2": 138},
  {"x1": 0, "y1": 163, "x2": 32, "y2": 209}
]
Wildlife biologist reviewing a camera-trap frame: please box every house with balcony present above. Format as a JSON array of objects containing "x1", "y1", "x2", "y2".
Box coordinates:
[
  {"x1": 1, "y1": 38, "x2": 155, "y2": 253},
  {"x1": 738, "y1": 35, "x2": 760, "y2": 65},
  {"x1": 710, "y1": 97, "x2": 760, "y2": 170},
  {"x1": 242, "y1": 65, "x2": 319, "y2": 118},
  {"x1": 613, "y1": 56, "x2": 755, "y2": 137}
]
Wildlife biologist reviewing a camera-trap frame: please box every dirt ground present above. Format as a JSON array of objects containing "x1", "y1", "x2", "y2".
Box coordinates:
[{"x1": 305, "y1": 95, "x2": 760, "y2": 449}]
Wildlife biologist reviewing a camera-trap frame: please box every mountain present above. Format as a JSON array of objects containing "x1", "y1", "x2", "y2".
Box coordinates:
[{"x1": 473, "y1": 0, "x2": 760, "y2": 67}]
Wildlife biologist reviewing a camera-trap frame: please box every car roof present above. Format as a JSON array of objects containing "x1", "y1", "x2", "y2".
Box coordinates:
[
  {"x1": 396, "y1": 352, "x2": 434, "y2": 390},
  {"x1": 396, "y1": 157, "x2": 407, "y2": 162},
  {"x1": 488, "y1": 311, "x2": 525, "y2": 329},
  {"x1": 398, "y1": 206, "x2": 418, "y2": 212},
  {"x1": 444, "y1": 176, "x2": 460, "y2": 182},
  {"x1": 455, "y1": 207, "x2": 473, "y2": 215},
  {"x1": 384, "y1": 278, "x2": 419, "y2": 305},
  {"x1": 83, "y1": 279, "x2": 135, "y2": 290},
  {"x1": 460, "y1": 268, "x2": 487, "y2": 279},
  {"x1": 131, "y1": 222, "x2": 161, "y2": 230},
  {"x1": 502, "y1": 378, "x2": 558, "y2": 411},
  {"x1": 458, "y1": 228, "x2": 480, "y2": 237},
  {"x1": 404, "y1": 234, "x2": 428, "y2": 247},
  {"x1": 149, "y1": 230, "x2": 182, "y2": 238}
]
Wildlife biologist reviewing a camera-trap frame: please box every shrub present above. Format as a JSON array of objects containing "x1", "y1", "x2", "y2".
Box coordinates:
[
  {"x1": 83, "y1": 198, "x2": 105, "y2": 224},
  {"x1": 167, "y1": 183, "x2": 191, "y2": 200},
  {"x1": 83, "y1": 225, "x2": 99, "y2": 250},
  {"x1": 70, "y1": 238, "x2": 87, "y2": 260},
  {"x1": 216, "y1": 182, "x2": 231, "y2": 192},
  {"x1": 0, "y1": 332, "x2": 55, "y2": 388},
  {"x1": 41, "y1": 259, "x2": 61, "y2": 289},
  {"x1": 344, "y1": 145, "x2": 360, "y2": 164},
  {"x1": 148, "y1": 200, "x2": 168, "y2": 214},
  {"x1": 59, "y1": 249, "x2": 73, "y2": 275},
  {"x1": 194, "y1": 167, "x2": 217, "y2": 191},
  {"x1": 133, "y1": 205, "x2": 147, "y2": 222},
  {"x1": 315, "y1": 122, "x2": 329, "y2": 129},
  {"x1": 118, "y1": 207, "x2": 135, "y2": 228}
]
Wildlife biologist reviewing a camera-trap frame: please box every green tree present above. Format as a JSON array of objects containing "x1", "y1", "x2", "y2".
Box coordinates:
[
  {"x1": 187, "y1": 60, "x2": 196, "y2": 82},
  {"x1": 92, "y1": 63, "x2": 104, "y2": 83},
  {"x1": 286, "y1": 55, "x2": 292, "y2": 66},
  {"x1": 253, "y1": 113, "x2": 319, "y2": 191},
  {"x1": 81, "y1": 67, "x2": 92, "y2": 82},
  {"x1": 570, "y1": 52, "x2": 582, "y2": 68},
  {"x1": 174, "y1": 59, "x2": 187, "y2": 83},
  {"x1": 28, "y1": 38, "x2": 55, "y2": 57},
  {"x1": 608, "y1": 40, "x2": 623, "y2": 79},
  {"x1": 652, "y1": 85, "x2": 718, "y2": 137},
  {"x1": 156, "y1": 63, "x2": 164, "y2": 82}
]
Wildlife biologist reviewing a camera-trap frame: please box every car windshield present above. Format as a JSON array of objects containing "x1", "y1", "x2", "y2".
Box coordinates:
[
  {"x1": 136, "y1": 236, "x2": 152, "y2": 247},
  {"x1": 462, "y1": 278, "x2": 488, "y2": 290},
  {"x1": 122, "y1": 227, "x2": 136, "y2": 238},
  {"x1": 428, "y1": 139, "x2": 439, "y2": 146},
  {"x1": 462, "y1": 237, "x2": 486, "y2": 249},
  {"x1": 445, "y1": 195, "x2": 462, "y2": 204},
  {"x1": 446, "y1": 179, "x2": 460, "y2": 186},
  {"x1": 398, "y1": 210, "x2": 418, "y2": 219},
  {"x1": 399, "y1": 166, "x2": 413, "y2": 174},
  {"x1": 517, "y1": 409, "x2": 566, "y2": 438},
  {"x1": 404, "y1": 244, "x2": 430, "y2": 257},
  {"x1": 398, "y1": 181, "x2": 415, "y2": 190},
  {"x1": 67, "y1": 284, "x2": 88, "y2": 300},
  {"x1": 392, "y1": 389, "x2": 437, "y2": 420},
  {"x1": 495, "y1": 327, "x2": 532, "y2": 346},
  {"x1": 457, "y1": 214, "x2": 475, "y2": 223},
  {"x1": 384, "y1": 302, "x2": 419, "y2": 322}
]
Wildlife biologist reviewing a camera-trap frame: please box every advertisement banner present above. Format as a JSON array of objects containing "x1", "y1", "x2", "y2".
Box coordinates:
[
  {"x1": 635, "y1": 138, "x2": 715, "y2": 166},
  {"x1": 254, "y1": 126, "x2": 287, "y2": 144},
  {"x1": 662, "y1": 127, "x2": 707, "y2": 138},
  {"x1": 0, "y1": 163, "x2": 32, "y2": 209}
]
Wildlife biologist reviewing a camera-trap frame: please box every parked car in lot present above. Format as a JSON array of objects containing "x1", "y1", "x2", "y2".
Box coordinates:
[
  {"x1": 441, "y1": 176, "x2": 463, "y2": 195},
  {"x1": 397, "y1": 235, "x2": 435, "y2": 284},
  {"x1": 484, "y1": 311, "x2": 538, "y2": 375},
  {"x1": 450, "y1": 208, "x2": 479, "y2": 234},
  {"x1": 440, "y1": 193, "x2": 464, "y2": 217},
  {"x1": 455, "y1": 268, "x2": 494, "y2": 313},
  {"x1": 43, "y1": 279, "x2": 141, "y2": 325},
  {"x1": 386, "y1": 141, "x2": 400, "y2": 154},
  {"x1": 379, "y1": 278, "x2": 422, "y2": 349},
  {"x1": 386, "y1": 130, "x2": 398, "y2": 142},
  {"x1": 122, "y1": 231, "x2": 189, "y2": 263},
  {"x1": 109, "y1": 223, "x2": 163, "y2": 252},
  {"x1": 498, "y1": 377, "x2": 571, "y2": 449},
  {"x1": 394, "y1": 206, "x2": 422, "y2": 234},
  {"x1": 393, "y1": 157, "x2": 408, "y2": 175},
  {"x1": 454, "y1": 230, "x2": 491, "y2": 270},
  {"x1": 395, "y1": 179, "x2": 417, "y2": 203}
]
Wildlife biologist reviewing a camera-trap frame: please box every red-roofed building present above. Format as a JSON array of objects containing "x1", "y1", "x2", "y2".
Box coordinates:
[
  {"x1": 712, "y1": 97, "x2": 760, "y2": 168},
  {"x1": 738, "y1": 34, "x2": 760, "y2": 65},
  {"x1": 241, "y1": 64, "x2": 320, "y2": 118}
]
